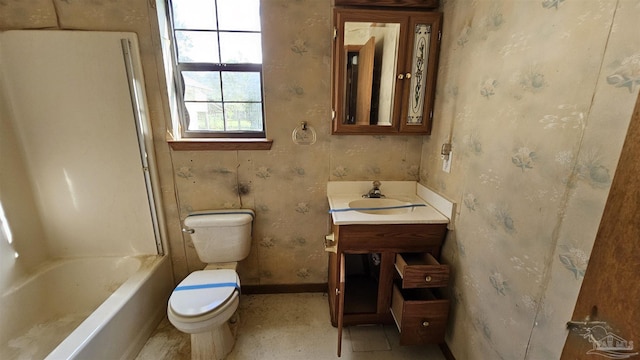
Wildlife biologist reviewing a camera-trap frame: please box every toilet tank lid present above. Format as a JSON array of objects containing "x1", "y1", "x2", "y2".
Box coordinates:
[{"x1": 184, "y1": 209, "x2": 255, "y2": 227}]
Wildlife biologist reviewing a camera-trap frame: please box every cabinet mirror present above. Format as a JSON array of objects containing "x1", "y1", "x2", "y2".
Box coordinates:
[
  {"x1": 343, "y1": 20, "x2": 400, "y2": 127},
  {"x1": 332, "y1": 9, "x2": 442, "y2": 135}
]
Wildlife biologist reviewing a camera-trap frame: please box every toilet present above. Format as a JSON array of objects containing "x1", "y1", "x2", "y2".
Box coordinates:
[{"x1": 168, "y1": 209, "x2": 254, "y2": 360}]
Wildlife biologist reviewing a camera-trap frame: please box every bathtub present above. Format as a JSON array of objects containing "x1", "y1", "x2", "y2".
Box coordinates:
[{"x1": 0, "y1": 255, "x2": 173, "y2": 360}]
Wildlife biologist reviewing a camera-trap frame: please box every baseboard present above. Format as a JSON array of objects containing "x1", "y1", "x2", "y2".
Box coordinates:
[
  {"x1": 242, "y1": 283, "x2": 327, "y2": 294},
  {"x1": 439, "y1": 342, "x2": 456, "y2": 360}
]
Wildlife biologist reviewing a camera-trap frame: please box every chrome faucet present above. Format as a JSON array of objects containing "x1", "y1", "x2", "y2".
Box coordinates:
[{"x1": 363, "y1": 180, "x2": 384, "y2": 198}]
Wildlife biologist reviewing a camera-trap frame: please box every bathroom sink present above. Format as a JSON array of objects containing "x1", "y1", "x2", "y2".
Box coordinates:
[
  {"x1": 348, "y1": 198, "x2": 412, "y2": 215},
  {"x1": 327, "y1": 181, "x2": 452, "y2": 225}
]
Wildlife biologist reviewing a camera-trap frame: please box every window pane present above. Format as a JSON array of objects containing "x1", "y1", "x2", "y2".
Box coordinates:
[
  {"x1": 217, "y1": 0, "x2": 260, "y2": 31},
  {"x1": 221, "y1": 72, "x2": 262, "y2": 101},
  {"x1": 171, "y1": 0, "x2": 217, "y2": 30},
  {"x1": 224, "y1": 103, "x2": 263, "y2": 131},
  {"x1": 183, "y1": 71, "x2": 221, "y2": 101},
  {"x1": 219, "y1": 32, "x2": 262, "y2": 64},
  {"x1": 175, "y1": 31, "x2": 219, "y2": 63},
  {"x1": 170, "y1": 0, "x2": 265, "y2": 137},
  {"x1": 185, "y1": 102, "x2": 224, "y2": 130}
]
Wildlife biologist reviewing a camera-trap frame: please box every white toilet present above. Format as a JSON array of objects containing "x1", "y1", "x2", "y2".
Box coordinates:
[{"x1": 168, "y1": 209, "x2": 254, "y2": 360}]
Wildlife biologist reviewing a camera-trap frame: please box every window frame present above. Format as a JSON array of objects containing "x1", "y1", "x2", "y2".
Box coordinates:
[{"x1": 167, "y1": 0, "x2": 267, "y2": 141}]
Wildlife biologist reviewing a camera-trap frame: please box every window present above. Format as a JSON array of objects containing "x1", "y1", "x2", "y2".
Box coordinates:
[{"x1": 168, "y1": 0, "x2": 265, "y2": 139}]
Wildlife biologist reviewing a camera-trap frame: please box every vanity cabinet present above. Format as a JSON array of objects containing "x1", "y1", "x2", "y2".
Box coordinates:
[
  {"x1": 326, "y1": 222, "x2": 450, "y2": 355},
  {"x1": 331, "y1": 8, "x2": 442, "y2": 135}
]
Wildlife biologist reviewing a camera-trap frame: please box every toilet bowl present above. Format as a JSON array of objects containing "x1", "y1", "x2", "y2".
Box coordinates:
[
  {"x1": 168, "y1": 269, "x2": 240, "y2": 333},
  {"x1": 168, "y1": 269, "x2": 241, "y2": 359},
  {"x1": 167, "y1": 209, "x2": 254, "y2": 360}
]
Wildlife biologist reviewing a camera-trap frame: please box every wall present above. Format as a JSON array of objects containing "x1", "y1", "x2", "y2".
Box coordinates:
[
  {"x1": 169, "y1": 0, "x2": 423, "y2": 283},
  {"x1": 421, "y1": 0, "x2": 640, "y2": 358}
]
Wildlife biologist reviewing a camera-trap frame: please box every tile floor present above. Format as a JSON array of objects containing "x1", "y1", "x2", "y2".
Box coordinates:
[{"x1": 135, "y1": 293, "x2": 446, "y2": 360}]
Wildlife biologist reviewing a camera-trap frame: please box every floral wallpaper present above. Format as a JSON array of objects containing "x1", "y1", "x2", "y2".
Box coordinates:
[
  {"x1": 3, "y1": 0, "x2": 640, "y2": 359},
  {"x1": 421, "y1": 0, "x2": 640, "y2": 359},
  {"x1": 169, "y1": 0, "x2": 424, "y2": 284}
]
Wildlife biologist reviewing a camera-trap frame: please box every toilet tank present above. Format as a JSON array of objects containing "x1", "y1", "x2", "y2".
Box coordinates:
[{"x1": 183, "y1": 210, "x2": 254, "y2": 263}]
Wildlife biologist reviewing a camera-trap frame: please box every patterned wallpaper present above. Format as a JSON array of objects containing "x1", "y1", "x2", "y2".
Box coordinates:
[
  {"x1": 3, "y1": 0, "x2": 639, "y2": 358},
  {"x1": 421, "y1": 0, "x2": 640, "y2": 358},
  {"x1": 169, "y1": 0, "x2": 424, "y2": 284}
]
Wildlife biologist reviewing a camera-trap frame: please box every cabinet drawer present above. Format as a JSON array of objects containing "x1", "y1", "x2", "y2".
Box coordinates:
[
  {"x1": 390, "y1": 285, "x2": 449, "y2": 345},
  {"x1": 395, "y1": 253, "x2": 449, "y2": 288}
]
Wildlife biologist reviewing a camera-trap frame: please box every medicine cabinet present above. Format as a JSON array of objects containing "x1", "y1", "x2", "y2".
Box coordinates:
[{"x1": 331, "y1": 7, "x2": 442, "y2": 135}]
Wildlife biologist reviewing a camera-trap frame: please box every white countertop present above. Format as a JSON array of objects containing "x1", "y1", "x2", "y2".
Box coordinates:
[{"x1": 327, "y1": 181, "x2": 453, "y2": 226}]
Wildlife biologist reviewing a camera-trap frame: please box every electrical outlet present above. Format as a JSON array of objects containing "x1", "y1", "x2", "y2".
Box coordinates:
[{"x1": 442, "y1": 151, "x2": 452, "y2": 173}]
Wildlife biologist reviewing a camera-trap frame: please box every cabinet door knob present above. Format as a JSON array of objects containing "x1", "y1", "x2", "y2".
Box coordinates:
[
  {"x1": 397, "y1": 74, "x2": 404, "y2": 80},
  {"x1": 425, "y1": 275, "x2": 432, "y2": 283},
  {"x1": 405, "y1": 72, "x2": 412, "y2": 79},
  {"x1": 422, "y1": 321, "x2": 430, "y2": 327}
]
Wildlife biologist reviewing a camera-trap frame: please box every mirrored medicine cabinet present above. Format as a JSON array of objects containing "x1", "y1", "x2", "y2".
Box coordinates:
[{"x1": 331, "y1": 7, "x2": 442, "y2": 135}]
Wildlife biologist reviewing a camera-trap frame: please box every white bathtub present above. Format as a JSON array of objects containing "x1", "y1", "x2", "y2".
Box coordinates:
[{"x1": 0, "y1": 255, "x2": 173, "y2": 360}]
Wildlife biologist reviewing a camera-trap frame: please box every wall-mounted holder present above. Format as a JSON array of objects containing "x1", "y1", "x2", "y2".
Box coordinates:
[{"x1": 292, "y1": 121, "x2": 317, "y2": 145}]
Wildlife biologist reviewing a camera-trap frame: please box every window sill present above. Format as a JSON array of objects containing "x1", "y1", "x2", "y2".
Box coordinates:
[{"x1": 168, "y1": 138, "x2": 273, "y2": 151}]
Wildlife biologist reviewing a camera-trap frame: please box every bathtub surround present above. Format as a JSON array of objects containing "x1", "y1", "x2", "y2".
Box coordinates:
[
  {"x1": 1, "y1": 1, "x2": 639, "y2": 359},
  {"x1": 0, "y1": 30, "x2": 173, "y2": 358},
  {"x1": 1, "y1": 31, "x2": 160, "y2": 258},
  {"x1": 0, "y1": 73, "x2": 49, "y2": 292}
]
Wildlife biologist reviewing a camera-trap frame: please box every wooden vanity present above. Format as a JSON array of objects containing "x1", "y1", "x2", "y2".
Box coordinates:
[
  {"x1": 326, "y1": 222, "x2": 450, "y2": 353},
  {"x1": 326, "y1": 181, "x2": 454, "y2": 356}
]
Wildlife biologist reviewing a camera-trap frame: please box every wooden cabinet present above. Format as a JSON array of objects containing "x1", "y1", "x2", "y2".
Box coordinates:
[
  {"x1": 331, "y1": 8, "x2": 442, "y2": 135},
  {"x1": 334, "y1": 0, "x2": 440, "y2": 10},
  {"x1": 326, "y1": 222, "x2": 450, "y2": 355}
]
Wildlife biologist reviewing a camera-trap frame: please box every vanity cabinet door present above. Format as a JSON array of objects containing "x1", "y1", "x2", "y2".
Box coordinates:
[
  {"x1": 336, "y1": 253, "x2": 346, "y2": 357},
  {"x1": 398, "y1": 13, "x2": 442, "y2": 134},
  {"x1": 395, "y1": 252, "x2": 449, "y2": 288}
]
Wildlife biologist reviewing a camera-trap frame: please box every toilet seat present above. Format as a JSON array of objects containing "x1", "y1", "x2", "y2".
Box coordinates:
[{"x1": 169, "y1": 269, "x2": 240, "y2": 317}]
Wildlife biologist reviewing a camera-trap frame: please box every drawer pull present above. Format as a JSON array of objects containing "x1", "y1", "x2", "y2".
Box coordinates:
[
  {"x1": 425, "y1": 275, "x2": 432, "y2": 283},
  {"x1": 422, "y1": 321, "x2": 430, "y2": 327}
]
